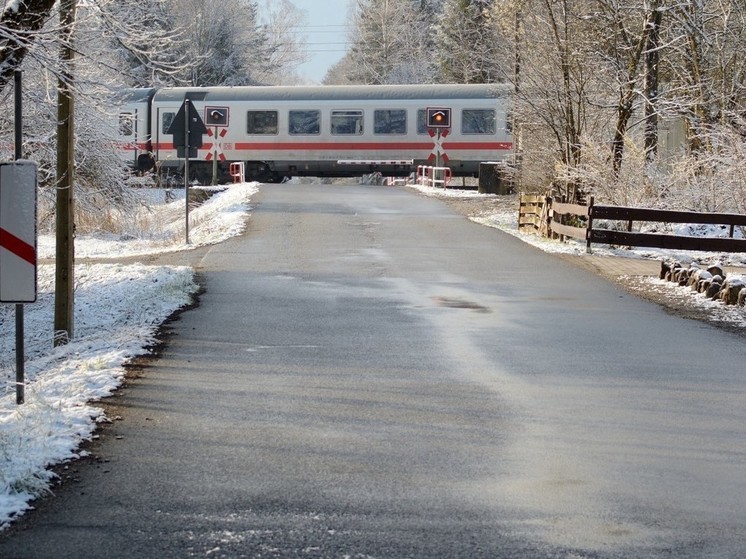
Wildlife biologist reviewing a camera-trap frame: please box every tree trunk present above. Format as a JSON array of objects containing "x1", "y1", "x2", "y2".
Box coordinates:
[{"x1": 644, "y1": 2, "x2": 662, "y2": 161}]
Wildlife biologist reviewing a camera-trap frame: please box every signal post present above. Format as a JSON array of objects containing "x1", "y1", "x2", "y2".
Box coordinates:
[{"x1": 426, "y1": 107, "x2": 451, "y2": 187}]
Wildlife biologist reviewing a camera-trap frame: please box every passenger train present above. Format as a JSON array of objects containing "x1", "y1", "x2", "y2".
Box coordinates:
[{"x1": 117, "y1": 84, "x2": 513, "y2": 183}]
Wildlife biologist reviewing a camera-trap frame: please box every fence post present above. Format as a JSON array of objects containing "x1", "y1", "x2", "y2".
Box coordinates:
[
  {"x1": 586, "y1": 196, "x2": 594, "y2": 254},
  {"x1": 517, "y1": 192, "x2": 523, "y2": 229},
  {"x1": 544, "y1": 196, "x2": 552, "y2": 238}
]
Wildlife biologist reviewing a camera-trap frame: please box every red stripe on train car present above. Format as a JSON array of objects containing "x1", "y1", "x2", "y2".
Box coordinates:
[
  {"x1": 153, "y1": 141, "x2": 512, "y2": 152},
  {"x1": 232, "y1": 142, "x2": 435, "y2": 151}
]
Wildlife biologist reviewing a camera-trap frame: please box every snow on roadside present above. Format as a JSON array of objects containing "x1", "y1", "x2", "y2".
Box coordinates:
[
  {"x1": 407, "y1": 181, "x2": 746, "y2": 265},
  {"x1": 407, "y1": 181, "x2": 746, "y2": 327},
  {"x1": 1, "y1": 180, "x2": 743, "y2": 530},
  {"x1": 0, "y1": 183, "x2": 258, "y2": 528},
  {"x1": 37, "y1": 182, "x2": 259, "y2": 259}
]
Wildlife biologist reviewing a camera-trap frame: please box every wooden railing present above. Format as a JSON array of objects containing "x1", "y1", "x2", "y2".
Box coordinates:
[
  {"x1": 587, "y1": 205, "x2": 746, "y2": 253},
  {"x1": 518, "y1": 193, "x2": 746, "y2": 253}
]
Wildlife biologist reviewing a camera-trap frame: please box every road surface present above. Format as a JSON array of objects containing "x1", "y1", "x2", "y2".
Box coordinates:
[{"x1": 1, "y1": 183, "x2": 744, "y2": 558}]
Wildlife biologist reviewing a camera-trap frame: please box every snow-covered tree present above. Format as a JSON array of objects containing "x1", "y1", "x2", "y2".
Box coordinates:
[
  {"x1": 256, "y1": 0, "x2": 308, "y2": 85},
  {"x1": 495, "y1": 0, "x2": 596, "y2": 199},
  {"x1": 171, "y1": 0, "x2": 277, "y2": 86},
  {"x1": 584, "y1": 0, "x2": 665, "y2": 178},
  {"x1": 346, "y1": 0, "x2": 436, "y2": 84},
  {"x1": 0, "y1": 0, "x2": 57, "y2": 92},
  {"x1": 436, "y1": 0, "x2": 503, "y2": 84},
  {"x1": 0, "y1": 0, "x2": 192, "y2": 233},
  {"x1": 100, "y1": 0, "x2": 189, "y2": 87},
  {"x1": 662, "y1": 0, "x2": 746, "y2": 154},
  {"x1": 323, "y1": 54, "x2": 359, "y2": 85}
]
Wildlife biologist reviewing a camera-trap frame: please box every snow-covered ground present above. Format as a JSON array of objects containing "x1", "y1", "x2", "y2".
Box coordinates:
[
  {"x1": 0, "y1": 179, "x2": 744, "y2": 530},
  {"x1": 0, "y1": 182, "x2": 257, "y2": 527}
]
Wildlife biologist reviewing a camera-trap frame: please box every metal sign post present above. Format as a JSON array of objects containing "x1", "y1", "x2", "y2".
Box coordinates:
[
  {"x1": 212, "y1": 126, "x2": 218, "y2": 186},
  {"x1": 426, "y1": 107, "x2": 451, "y2": 189},
  {"x1": 166, "y1": 97, "x2": 207, "y2": 245},
  {"x1": 0, "y1": 71, "x2": 38, "y2": 405},
  {"x1": 1, "y1": 155, "x2": 38, "y2": 405},
  {"x1": 15, "y1": 70, "x2": 23, "y2": 405},
  {"x1": 184, "y1": 99, "x2": 190, "y2": 244}
]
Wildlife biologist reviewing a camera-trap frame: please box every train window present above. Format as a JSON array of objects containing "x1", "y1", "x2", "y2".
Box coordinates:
[
  {"x1": 247, "y1": 111, "x2": 278, "y2": 135},
  {"x1": 416, "y1": 110, "x2": 428, "y2": 134},
  {"x1": 161, "y1": 112, "x2": 175, "y2": 135},
  {"x1": 119, "y1": 112, "x2": 134, "y2": 136},
  {"x1": 462, "y1": 109, "x2": 496, "y2": 134},
  {"x1": 374, "y1": 109, "x2": 406, "y2": 135},
  {"x1": 331, "y1": 110, "x2": 363, "y2": 135},
  {"x1": 289, "y1": 110, "x2": 320, "y2": 135}
]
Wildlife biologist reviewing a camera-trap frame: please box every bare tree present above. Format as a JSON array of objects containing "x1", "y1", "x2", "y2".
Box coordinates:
[
  {"x1": 256, "y1": 0, "x2": 308, "y2": 85},
  {"x1": 347, "y1": 0, "x2": 435, "y2": 84},
  {"x1": 96, "y1": 0, "x2": 190, "y2": 87},
  {"x1": 664, "y1": 0, "x2": 746, "y2": 153},
  {"x1": 501, "y1": 0, "x2": 597, "y2": 200},
  {"x1": 591, "y1": 0, "x2": 663, "y2": 177},
  {"x1": 436, "y1": 0, "x2": 503, "y2": 84}
]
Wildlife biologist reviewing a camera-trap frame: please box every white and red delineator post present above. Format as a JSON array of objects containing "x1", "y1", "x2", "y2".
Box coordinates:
[{"x1": 0, "y1": 161, "x2": 37, "y2": 303}]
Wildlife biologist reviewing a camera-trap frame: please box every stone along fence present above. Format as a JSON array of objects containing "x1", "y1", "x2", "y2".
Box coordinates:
[{"x1": 518, "y1": 193, "x2": 746, "y2": 306}]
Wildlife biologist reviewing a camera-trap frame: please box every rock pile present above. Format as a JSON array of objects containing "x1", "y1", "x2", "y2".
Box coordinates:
[{"x1": 660, "y1": 260, "x2": 746, "y2": 306}]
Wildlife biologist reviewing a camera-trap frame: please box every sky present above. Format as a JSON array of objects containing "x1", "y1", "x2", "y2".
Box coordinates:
[
  {"x1": 1, "y1": 179, "x2": 745, "y2": 530},
  {"x1": 257, "y1": 0, "x2": 352, "y2": 84}
]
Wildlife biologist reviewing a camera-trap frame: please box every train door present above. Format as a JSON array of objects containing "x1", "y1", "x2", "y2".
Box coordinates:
[
  {"x1": 117, "y1": 109, "x2": 139, "y2": 169},
  {"x1": 154, "y1": 105, "x2": 181, "y2": 164}
]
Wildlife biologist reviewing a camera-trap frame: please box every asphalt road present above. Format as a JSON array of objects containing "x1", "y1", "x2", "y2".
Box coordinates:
[{"x1": 1, "y1": 183, "x2": 744, "y2": 558}]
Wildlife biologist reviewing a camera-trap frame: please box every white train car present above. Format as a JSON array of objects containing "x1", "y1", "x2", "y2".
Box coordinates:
[
  {"x1": 118, "y1": 84, "x2": 513, "y2": 183},
  {"x1": 116, "y1": 87, "x2": 156, "y2": 172}
]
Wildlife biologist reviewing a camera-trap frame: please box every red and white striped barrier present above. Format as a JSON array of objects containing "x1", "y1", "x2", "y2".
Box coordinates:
[
  {"x1": 337, "y1": 159, "x2": 414, "y2": 166},
  {"x1": 229, "y1": 162, "x2": 245, "y2": 183},
  {"x1": 415, "y1": 165, "x2": 452, "y2": 189}
]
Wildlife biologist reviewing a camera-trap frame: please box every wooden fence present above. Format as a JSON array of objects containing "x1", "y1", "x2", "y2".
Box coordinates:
[
  {"x1": 518, "y1": 194, "x2": 547, "y2": 235},
  {"x1": 518, "y1": 193, "x2": 746, "y2": 253}
]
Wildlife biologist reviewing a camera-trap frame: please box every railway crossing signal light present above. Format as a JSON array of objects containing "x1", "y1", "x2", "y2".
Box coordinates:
[
  {"x1": 427, "y1": 107, "x2": 451, "y2": 129},
  {"x1": 205, "y1": 106, "x2": 229, "y2": 126}
]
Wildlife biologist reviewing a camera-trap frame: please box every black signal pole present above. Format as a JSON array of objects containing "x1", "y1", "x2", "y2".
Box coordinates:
[
  {"x1": 14, "y1": 70, "x2": 24, "y2": 404},
  {"x1": 184, "y1": 98, "x2": 190, "y2": 244}
]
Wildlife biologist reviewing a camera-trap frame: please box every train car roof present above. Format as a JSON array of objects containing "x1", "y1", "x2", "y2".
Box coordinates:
[
  {"x1": 151, "y1": 84, "x2": 511, "y2": 103},
  {"x1": 116, "y1": 88, "x2": 157, "y2": 103}
]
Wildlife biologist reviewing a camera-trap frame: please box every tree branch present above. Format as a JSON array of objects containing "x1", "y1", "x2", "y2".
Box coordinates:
[{"x1": 0, "y1": 0, "x2": 57, "y2": 92}]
